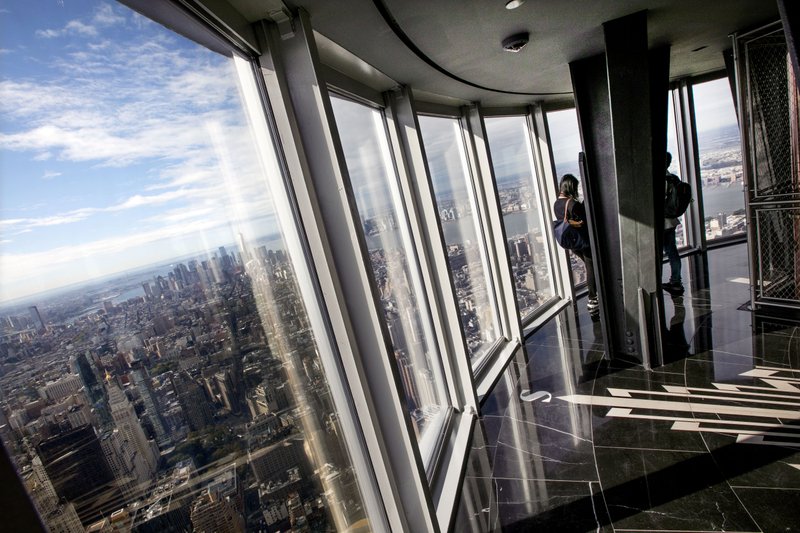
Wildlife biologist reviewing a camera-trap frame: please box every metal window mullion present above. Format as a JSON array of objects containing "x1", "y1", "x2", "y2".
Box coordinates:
[
  {"x1": 385, "y1": 88, "x2": 477, "y2": 412},
  {"x1": 733, "y1": 30, "x2": 760, "y2": 307},
  {"x1": 531, "y1": 104, "x2": 574, "y2": 302},
  {"x1": 454, "y1": 110, "x2": 500, "y2": 338},
  {"x1": 463, "y1": 104, "x2": 523, "y2": 349},
  {"x1": 676, "y1": 81, "x2": 707, "y2": 251},
  {"x1": 384, "y1": 88, "x2": 478, "y2": 531},
  {"x1": 120, "y1": 0, "x2": 259, "y2": 56},
  {"x1": 365, "y1": 100, "x2": 455, "y2": 476},
  {"x1": 255, "y1": 12, "x2": 436, "y2": 532}
]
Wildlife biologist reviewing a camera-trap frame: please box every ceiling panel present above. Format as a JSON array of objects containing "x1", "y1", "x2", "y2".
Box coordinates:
[{"x1": 229, "y1": 0, "x2": 780, "y2": 106}]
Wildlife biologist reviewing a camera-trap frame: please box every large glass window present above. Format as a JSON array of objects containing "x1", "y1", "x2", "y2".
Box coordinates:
[
  {"x1": 330, "y1": 96, "x2": 448, "y2": 448},
  {"x1": 418, "y1": 115, "x2": 501, "y2": 365},
  {"x1": 0, "y1": 3, "x2": 371, "y2": 532},
  {"x1": 547, "y1": 108, "x2": 582, "y2": 182},
  {"x1": 546, "y1": 108, "x2": 588, "y2": 288},
  {"x1": 693, "y1": 78, "x2": 746, "y2": 240},
  {"x1": 667, "y1": 95, "x2": 688, "y2": 248},
  {"x1": 484, "y1": 116, "x2": 554, "y2": 318}
]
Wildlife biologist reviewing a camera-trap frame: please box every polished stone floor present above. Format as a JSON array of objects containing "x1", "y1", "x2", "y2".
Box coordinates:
[{"x1": 455, "y1": 243, "x2": 800, "y2": 532}]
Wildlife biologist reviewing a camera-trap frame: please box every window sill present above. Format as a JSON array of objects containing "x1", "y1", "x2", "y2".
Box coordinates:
[{"x1": 431, "y1": 409, "x2": 476, "y2": 532}]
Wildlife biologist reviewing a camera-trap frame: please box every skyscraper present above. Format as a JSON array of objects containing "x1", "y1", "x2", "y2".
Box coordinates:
[
  {"x1": 28, "y1": 305, "x2": 45, "y2": 334},
  {"x1": 35, "y1": 424, "x2": 119, "y2": 525},
  {"x1": 128, "y1": 364, "x2": 170, "y2": 447},
  {"x1": 107, "y1": 382, "x2": 159, "y2": 482}
]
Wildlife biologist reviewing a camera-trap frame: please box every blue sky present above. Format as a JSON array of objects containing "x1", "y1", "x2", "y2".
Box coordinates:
[{"x1": 1, "y1": 1, "x2": 281, "y2": 303}]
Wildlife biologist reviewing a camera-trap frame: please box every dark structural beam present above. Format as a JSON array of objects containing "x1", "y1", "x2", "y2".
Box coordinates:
[
  {"x1": 570, "y1": 11, "x2": 669, "y2": 366},
  {"x1": 570, "y1": 53, "x2": 618, "y2": 359}
]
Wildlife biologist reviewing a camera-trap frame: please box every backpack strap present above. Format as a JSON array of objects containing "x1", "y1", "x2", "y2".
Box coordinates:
[{"x1": 562, "y1": 198, "x2": 571, "y2": 222}]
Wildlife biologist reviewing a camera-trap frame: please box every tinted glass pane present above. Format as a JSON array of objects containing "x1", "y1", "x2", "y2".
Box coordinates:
[
  {"x1": 667, "y1": 96, "x2": 688, "y2": 247},
  {"x1": 330, "y1": 96, "x2": 448, "y2": 445},
  {"x1": 548, "y1": 108, "x2": 582, "y2": 182},
  {"x1": 546, "y1": 109, "x2": 587, "y2": 287},
  {"x1": 485, "y1": 116, "x2": 554, "y2": 318},
  {"x1": 693, "y1": 78, "x2": 746, "y2": 240},
  {"x1": 418, "y1": 115, "x2": 501, "y2": 364},
  {"x1": 0, "y1": 3, "x2": 370, "y2": 531}
]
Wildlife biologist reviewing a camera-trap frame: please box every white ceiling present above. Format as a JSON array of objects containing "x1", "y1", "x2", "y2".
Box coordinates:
[{"x1": 228, "y1": 0, "x2": 780, "y2": 106}]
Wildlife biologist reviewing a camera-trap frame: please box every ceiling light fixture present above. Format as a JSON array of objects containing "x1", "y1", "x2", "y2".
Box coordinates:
[
  {"x1": 502, "y1": 32, "x2": 529, "y2": 52},
  {"x1": 505, "y1": 0, "x2": 525, "y2": 9}
]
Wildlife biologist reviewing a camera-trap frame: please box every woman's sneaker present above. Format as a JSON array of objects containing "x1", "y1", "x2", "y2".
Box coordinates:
[
  {"x1": 663, "y1": 281, "x2": 684, "y2": 296},
  {"x1": 587, "y1": 297, "x2": 599, "y2": 313}
]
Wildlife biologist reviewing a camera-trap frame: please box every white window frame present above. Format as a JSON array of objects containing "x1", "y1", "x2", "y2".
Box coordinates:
[{"x1": 326, "y1": 89, "x2": 455, "y2": 476}]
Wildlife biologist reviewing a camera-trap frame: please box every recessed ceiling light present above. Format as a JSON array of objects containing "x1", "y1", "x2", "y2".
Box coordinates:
[{"x1": 505, "y1": 0, "x2": 525, "y2": 9}]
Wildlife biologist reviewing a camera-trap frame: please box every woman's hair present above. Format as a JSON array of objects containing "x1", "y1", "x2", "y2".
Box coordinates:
[{"x1": 559, "y1": 174, "x2": 579, "y2": 199}]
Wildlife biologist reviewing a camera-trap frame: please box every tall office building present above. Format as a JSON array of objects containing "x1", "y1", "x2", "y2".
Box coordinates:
[
  {"x1": 128, "y1": 365, "x2": 170, "y2": 447},
  {"x1": 190, "y1": 468, "x2": 244, "y2": 533},
  {"x1": 28, "y1": 305, "x2": 45, "y2": 334},
  {"x1": 35, "y1": 424, "x2": 119, "y2": 525},
  {"x1": 142, "y1": 281, "x2": 153, "y2": 300},
  {"x1": 107, "y1": 382, "x2": 158, "y2": 481},
  {"x1": 172, "y1": 373, "x2": 214, "y2": 431},
  {"x1": 26, "y1": 461, "x2": 84, "y2": 533},
  {"x1": 190, "y1": 492, "x2": 245, "y2": 533}
]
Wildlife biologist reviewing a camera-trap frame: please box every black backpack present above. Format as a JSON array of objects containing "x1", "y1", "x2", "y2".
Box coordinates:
[{"x1": 664, "y1": 174, "x2": 692, "y2": 218}]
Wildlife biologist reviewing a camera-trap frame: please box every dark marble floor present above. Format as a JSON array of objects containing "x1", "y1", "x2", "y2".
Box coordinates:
[{"x1": 455, "y1": 243, "x2": 800, "y2": 532}]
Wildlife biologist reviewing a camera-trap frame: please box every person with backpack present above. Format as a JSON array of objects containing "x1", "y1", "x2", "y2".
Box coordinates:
[
  {"x1": 662, "y1": 152, "x2": 690, "y2": 296},
  {"x1": 553, "y1": 174, "x2": 598, "y2": 315}
]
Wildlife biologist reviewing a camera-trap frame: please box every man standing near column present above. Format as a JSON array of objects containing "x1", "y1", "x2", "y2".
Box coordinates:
[{"x1": 662, "y1": 152, "x2": 684, "y2": 296}]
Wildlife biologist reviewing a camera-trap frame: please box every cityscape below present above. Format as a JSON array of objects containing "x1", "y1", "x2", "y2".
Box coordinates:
[{"x1": 0, "y1": 242, "x2": 370, "y2": 532}]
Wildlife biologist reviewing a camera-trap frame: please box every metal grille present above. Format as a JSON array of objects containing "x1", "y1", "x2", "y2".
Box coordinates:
[
  {"x1": 755, "y1": 207, "x2": 800, "y2": 303},
  {"x1": 741, "y1": 23, "x2": 800, "y2": 308},
  {"x1": 745, "y1": 32, "x2": 797, "y2": 199}
]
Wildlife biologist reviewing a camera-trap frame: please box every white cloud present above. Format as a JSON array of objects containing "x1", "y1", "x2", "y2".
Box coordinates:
[
  {"x1": 65, "y1": 20, "x2": 97, "y2": 36},
  {"x1": 35, "y1": 28, "x2": 61, "y2": 38},
  {"x1": 35, "y1": 20, "x2": 97, "y2": 38},
  {"x1": 34, "y1": 4, "x2": 121, "y2": 40},
  {"x1": 1, "y1": 209, "x2": 98, "y2": 231},
  {"x1": 0, "y1": 172, "x2": 253, "y2": 243},
  {"x1": 0, "y1": 188, "x2": 210, "y2": 233},
  {"x1": 92, "y1": 3, "x2": 125, "y2": 27},
  {"x1": 1, "y1": 2, "x2": 284, "y2": 301},
  {"x1": 109, "y1": 188, "x2": 207, "y2": 211},
  {"x1": 0, "y1": 218, "x2": 27, "y2": 227},
  {"x1": 144, "y1": 205, "x2": 217, "y2": 225}
]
